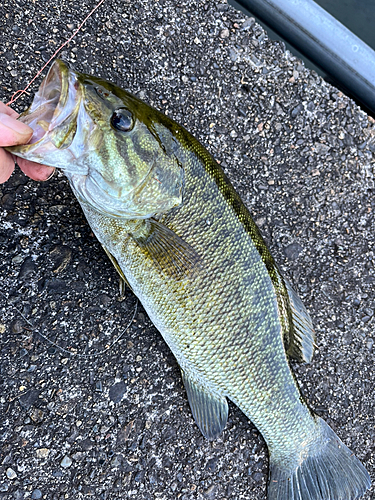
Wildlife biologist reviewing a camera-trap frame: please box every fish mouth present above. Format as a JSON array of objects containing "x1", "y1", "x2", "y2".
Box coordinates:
[
  {"x1": 7, "y1": 59, "x2": 81, "y2": 159},
  {"x1": 19, "y1": 60, "x2": 67, "y2": 145}
]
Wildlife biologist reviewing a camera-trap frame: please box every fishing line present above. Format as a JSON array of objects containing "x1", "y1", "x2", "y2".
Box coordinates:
[
  {"x1": 3, "y1": 0, "x2": 142, "y2": 357},
  {"x1": 6, "y1": 0, "x2": 107, "y2": 107},
  {"x1": 0, "y1": 289, "x2": 138, "y2": 358}
]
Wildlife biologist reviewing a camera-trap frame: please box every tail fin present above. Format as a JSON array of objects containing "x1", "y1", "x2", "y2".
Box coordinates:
[{"x1": 268, "y1": 417, "x2": 371, "y2": 500}]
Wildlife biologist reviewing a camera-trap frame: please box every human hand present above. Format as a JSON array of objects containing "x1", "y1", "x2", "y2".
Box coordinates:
[{"x1": 0, "y1": 101, "x2": 54, "y2": 184}]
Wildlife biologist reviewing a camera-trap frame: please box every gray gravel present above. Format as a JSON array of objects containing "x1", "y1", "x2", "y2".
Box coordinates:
[{"x1": 1, "y1": 0, "x2": 374, "y2": 499}]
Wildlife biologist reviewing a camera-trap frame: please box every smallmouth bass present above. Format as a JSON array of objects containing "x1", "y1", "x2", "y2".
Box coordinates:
[{"x1": 7, "y1": 60, "x2": 371, "y2": 500}]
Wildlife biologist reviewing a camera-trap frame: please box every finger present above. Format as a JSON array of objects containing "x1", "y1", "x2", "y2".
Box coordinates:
[
  {"x1": 0, "y1": 101, "x2": 19, "y2": 119},
  {"x1": 17, "y1": 157, "x2": 55, "y2": 181},
  {"x1": 0, "y1": 113, "x2": 33, "y2": 146},
  {"x1": 0, "y1": 149, "x2": 16, "y2": 184}
]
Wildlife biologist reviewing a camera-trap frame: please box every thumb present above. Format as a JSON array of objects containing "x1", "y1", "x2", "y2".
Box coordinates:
[{"x1": 0, "y1": 113, "x2": 33, "y2": 147}]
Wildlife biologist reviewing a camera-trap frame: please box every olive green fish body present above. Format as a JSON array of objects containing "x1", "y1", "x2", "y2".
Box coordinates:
[
  {"x1": 81, "y1": 137, "x2": 315, "y2": 454},
  {"x1": 7, "y1": 60, "x2": 371, "y2": 500}
]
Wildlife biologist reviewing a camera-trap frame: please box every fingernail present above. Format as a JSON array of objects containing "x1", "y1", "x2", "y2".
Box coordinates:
[
  {"x1": 42, "y1": 168, "x2": 56, "y2": 182},
  {"x1": 0, "y1": 113, "x2": 32, "y2": 135}
]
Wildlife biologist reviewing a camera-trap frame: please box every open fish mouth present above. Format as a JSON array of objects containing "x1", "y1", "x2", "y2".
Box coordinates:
[
  {"x1": 7, "y1": 59, "x2": 82, "y2": 161},
  {"x1": 18, "y1": 60, "x2": 72, "y2": 146},
  {"x1": 19, "y1": 61, "x2": 65, "y2": 145}
]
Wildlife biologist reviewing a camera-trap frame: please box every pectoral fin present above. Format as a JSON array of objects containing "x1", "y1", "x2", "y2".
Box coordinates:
[
  {"x1": 284, "y1": 279, "x2": 316, "y2": 363},
  {"x1": 181, "y1": 370, "x2": 228, "y2": 440},
  {"x1": 131, "y1": 219, "x2": 203, "y2": 280}
]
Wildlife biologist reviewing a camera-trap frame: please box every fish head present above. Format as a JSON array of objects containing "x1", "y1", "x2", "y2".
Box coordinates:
[{"x1": 7, "y1": 60, "x2": 184, "y2": 219}]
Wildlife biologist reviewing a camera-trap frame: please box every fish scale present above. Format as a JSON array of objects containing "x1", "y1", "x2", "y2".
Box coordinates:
[{"x1": 7, "y1": 59, "x2": 371, "y2": 500}]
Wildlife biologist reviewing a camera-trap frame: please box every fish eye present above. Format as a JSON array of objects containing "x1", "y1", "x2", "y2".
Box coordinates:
[{"x1": 110, "y1": 108, "x2": 134, "y2": 132}]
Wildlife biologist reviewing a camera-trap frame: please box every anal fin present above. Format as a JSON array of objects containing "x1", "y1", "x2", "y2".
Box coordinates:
[
  {"x1": 284, "y1": 279, "x2": 316, "y2": 363},
  {"x1": 181, "y1": 369, "x2": 228, "y2": 440}
]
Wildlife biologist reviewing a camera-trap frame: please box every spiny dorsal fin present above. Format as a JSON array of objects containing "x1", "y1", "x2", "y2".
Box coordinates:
[
  {"x1": 132, "y1": 219, "x2": 203, "y2": 280},
  {"x1": 284, "y1": 278, "x2": 316, "y2": 363},
  {"x1": 181, "y1": 369, "x2": 228, "y2": 440}
]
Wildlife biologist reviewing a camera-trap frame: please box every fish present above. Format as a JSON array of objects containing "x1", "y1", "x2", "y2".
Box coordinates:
[{"x1": 7, "y1": 59, "x2": 371, "y2": 500}]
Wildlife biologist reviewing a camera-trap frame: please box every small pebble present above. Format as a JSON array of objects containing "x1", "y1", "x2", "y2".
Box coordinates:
[
  {"x1": 18, "y1": 256, "x2": 37, "y2": 279},
  {"x1": 109, "y1": 381, "x2": 126, "y2": 403},
  {"x1": 61, "y1": 455, "x2": 73, "y2": 468},
  {"x1": 252, "y1": 471, "x2": 264, "y2": 482},
  {"x1": 30, "y1": 408, "x2": 44, "y2": 423},
  {"x1": 11, "y1": 320, "x2": 24, "y2": 334},
  {"x1": 19, "y1": 389, "x2": 40, "y2": 410},
  {"x1": 31, "y1": 489, "x2": 42, "y2": 499},
  {"x1": 204, "y1": 484, "x2": 218, "y2": 498},
  {"x1": 36, "y1": 448, "x2": 50, "y2": 459},
  {"x1": 284, "y1": 242, "x2": 303, "y2": 260},
  {"x1": 241, "y1": 18, "x2": 255, "y2": 29},
  {"x1": 291, "y1": 103, "x2": 304, "y2": 118},
  {"x1": 6, "y1": 468, "x2": 17, "y2": 480},
  {"x1": 206, "y1": 457, "x2": 219, "y2": 472},
  {"x1": 111, "y1": 456, "x2": 121, "y2": 468},
  {"x1": 49, "y1": 245, "x2": 72, "y2": 273},
  {"x1": 72, "y1": 452, "x2": 84, "y2": 461}
]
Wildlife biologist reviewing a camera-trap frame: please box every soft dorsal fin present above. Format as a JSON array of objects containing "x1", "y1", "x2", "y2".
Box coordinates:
[
  {"x1": 284, "y1": 279, "x2": 316, "y2": 363},
  {"x1": 131, "y1": 219, "x2": 203, "y2": 280},
  {"x1": 181, "y1": 369, "x2": 228, "y2": 440}
]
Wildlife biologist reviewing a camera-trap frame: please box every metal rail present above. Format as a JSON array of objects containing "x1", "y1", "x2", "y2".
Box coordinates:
[{"x1": 230, "y1": 0, "x2": 375, "y2": 115}]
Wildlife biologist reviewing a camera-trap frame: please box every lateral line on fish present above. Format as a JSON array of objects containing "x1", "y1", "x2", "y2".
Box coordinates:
[
  {"x1": 6, "y1": 0, "x2": 107, "y2": 107},
  {"x1": 0, "y1": 289, "x2": 137, "y2": 358}
]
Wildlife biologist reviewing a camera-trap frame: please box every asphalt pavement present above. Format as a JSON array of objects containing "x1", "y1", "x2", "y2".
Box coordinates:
[{"x1": 0, "y1": 0, "x2": 374, "y2": 499}]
